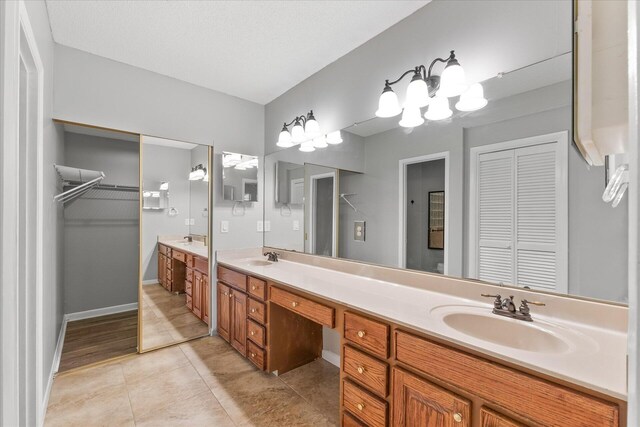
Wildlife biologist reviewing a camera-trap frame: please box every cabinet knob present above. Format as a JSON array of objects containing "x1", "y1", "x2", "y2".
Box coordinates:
[
  {"x1": 357, "y1": 330, "x2": 366, "y2": 338},
  {"x1": 357, "y1": 366, "x2": 366, "y2": 374},
  {"x1": 291, "y1": 301, "x2": 299, "y2": 308},
  {"x1": 229, "y1": 293, "x2": 233, "y2": 298},
  {"x1": 356, "y1": 403, "x2": 365, "y2": 411},
  {"x1": 453, "y1": 413, "x2": 462, "y2": 423},
  {"x1": 250, "y1": 353, "x2": 256, "y2": 358},
  {"x1": 251, "y1": 308, "x2": 256, "y2": 313},
  {"x1": 252, "y1": 285, "x2": 256, "y2": 290},
  {"x1": 223, "y1": 292, "x2": 228, "y2": 296},
  {"x1": 250, "y1": 331, "x2": 255, "y2": 336}
]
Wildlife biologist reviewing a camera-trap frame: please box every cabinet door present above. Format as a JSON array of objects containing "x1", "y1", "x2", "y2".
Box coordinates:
[
  {"x1": 217, "y1": 282, "x2": 231, "y2": 342},
  {"x1": 392, "y1": 367, "x2": 470, "y2": 427},
  {"x1": 202, "y1": 274, "x2": 210, "y2": 325},
  {"x1": 480, "y1": 408, "x2": 525, "y2": 427},
  {"x1": 193, "y1": 271, "x2": 202, "y2": 318},
  {"x1": 230, "y1": 290, "x2": 247, "y2": 355},
  {"x1": 158, "y1": 254, "x2": 165, "y2": 286}
]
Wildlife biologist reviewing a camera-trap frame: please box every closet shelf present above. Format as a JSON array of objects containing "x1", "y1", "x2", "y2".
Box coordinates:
[{"x1": 54, "y1": 164, "x2": 105, "y2": 203}]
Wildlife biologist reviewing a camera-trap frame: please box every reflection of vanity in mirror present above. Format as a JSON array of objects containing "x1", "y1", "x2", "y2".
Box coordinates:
[{"x1": 140, "y1": 137, "x2": 211, "y2": 351}]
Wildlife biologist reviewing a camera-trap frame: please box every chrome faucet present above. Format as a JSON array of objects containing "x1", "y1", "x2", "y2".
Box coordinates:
[
  {"x1": 184, "y1": 235, "x2": 193, "y2": 243},
  {"x1": 263, "y1": 251, "x2": 279, "y2": 262},
  {"x1": 481, "y1": 294, "x2": 545, "y2": 322}
]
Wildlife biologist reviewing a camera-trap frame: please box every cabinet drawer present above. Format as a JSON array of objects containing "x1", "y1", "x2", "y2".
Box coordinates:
[
  {"x1": 186, "y1": 294, "x2": 193, "y2": 310},
  {"x1": 342, "y1": 380, "x2": 387, "y2": 427},
  {"x1": 246, "y1": 340, "x2": 265, "y2": 370},
  {"x1": 247, "y1": 319, "x2": 265, "y2": 348},
  {"x1": 217, "y1": 266, "x2": 246, "y2": 292},
  {"x1": 271, "y1": 287, "x2": 335, "y2": 328},
  {"x1": 172, "y1": 250, "x2": 186, "y2": 263},
  {"x1": 342, "y1": 412, "x2": 365, "y2": 427},
  {"x1": 186, "y1": 254, "x2": 195, "y2": 268},
  {"x1": 248, "y1": 298, "x2": 266, "y2": 324},
  {"x1": 344, "y1": 312, "x2": 389, "y2": 359},
  {"x1": 480, "y1": 407, "x2": 525, "y2": 427},
  {"x1": 394, "y1": 331, "x2": 620, "y2": 427},
  {"x1": 185, "y1": 280, "x2": 192, "y2": 296},
  {"x1": 186, "y1": 268, "x2": 193, "y2": 283},
  {"x1": 195, "y1": 257, "x2": 208, "y2": 274},
  {"x1": 343, "y1": 345, "x2": 388, "y2": 397},
  {"x1": 248, "y1": 276, "x2": 267, "y2": 301}
]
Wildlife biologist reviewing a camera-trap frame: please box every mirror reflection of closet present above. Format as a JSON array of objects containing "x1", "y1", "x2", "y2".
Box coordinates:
[{"x1": 140, "y1": 136, "x2": 211, "y2": 352}]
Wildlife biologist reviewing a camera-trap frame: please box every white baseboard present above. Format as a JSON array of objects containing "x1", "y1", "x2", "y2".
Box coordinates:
[
  {"x1": 65, "y1": 302, "x2": 138, "y2": 322},
  {"x1": 142, "y1": 279, "x2": 158, "y2": 285},
  {"x1": 322, "y1": 349, "x2": 340, "y2": 368}
]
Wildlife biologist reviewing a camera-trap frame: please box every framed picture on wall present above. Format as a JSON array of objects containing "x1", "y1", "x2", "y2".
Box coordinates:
[{"x1": 428, "y1": 191, "x2": 445, "y2": 250}]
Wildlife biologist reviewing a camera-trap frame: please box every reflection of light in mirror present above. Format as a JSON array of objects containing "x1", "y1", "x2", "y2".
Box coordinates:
[
  {"x1": 299, "y1": 141, "x2": 316, "y2": 152},
  {"x1": 159, "y1": 181, "x2": 169, "y2": 190},
  {"x1": 326, "y1": 130, "x2": 343, "y2": 145}
]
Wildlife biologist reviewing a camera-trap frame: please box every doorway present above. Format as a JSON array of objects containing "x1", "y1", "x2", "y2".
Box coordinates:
[
  {"x1": 309, "y1": 172, "x2": 337, "y2": 257},
  {"x1": 399, "y1": 153, "x2": 449, "y2": 274}
]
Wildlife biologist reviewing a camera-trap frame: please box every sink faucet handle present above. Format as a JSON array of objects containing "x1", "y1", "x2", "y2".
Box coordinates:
[
  {"x1": 521, "y1": 299, "x2": 546, "y2": 307},
  {"x1": 519, "y1": 299, "x2": 546, "y2": 316},
  {"x1": 481, "y1": 293, "x2": 502, "y2": 309},
  {"x1": 481, "y1": 293, "x2": 501, "y2": 299}
]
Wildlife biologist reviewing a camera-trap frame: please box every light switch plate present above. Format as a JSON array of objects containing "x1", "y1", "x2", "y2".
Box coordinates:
[
  {"x1": 293, "y1": 220, "x2": 300, "y2": 231},
  {"x1": 189, "y1": 218, "x2": 195, "y2": 225},
  {"x1": 220, "y1": 220, "x2": 229, "y2": 233},
  {"x1": 354, "y1": 221, "x2": 366, "y2": 242},
  {"x1": 264, "y1": 220, "x2": 271, "y2": 232},
  {"x1": 257, "y1": 220, "x2": 264, "y2": 232},
  {"x1": 184, "y1": 218, "x2": 190, "y2": 226}
]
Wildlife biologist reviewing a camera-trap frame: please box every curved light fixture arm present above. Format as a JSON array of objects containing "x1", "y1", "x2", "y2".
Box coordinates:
[
  {"x1": 427, "y1": 50, "x2": 456, "y2": 78},
  {"x1": 386, "y1": 67, "x2": 420, "y2": 87}
]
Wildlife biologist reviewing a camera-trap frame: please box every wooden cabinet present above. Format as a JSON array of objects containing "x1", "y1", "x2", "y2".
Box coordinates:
[
  {"x1": 343, "y1": 380, "x2": 388, "y2": 427},
  {"x1": 217, "y1": 282, "x2": 231, "y2": 343},
  {"x1": 480, "y1": 408, "x2": 525, "y2": 427},
  {"x1": 344, "y1": 312, "x2": 389, "y2": 359},
  {"x1": 193, "y1": 271, "x2": 203, "y2": 318},
  {"x1": 230, "y1": 289, "x2": 247, "y2": 355},
  {"x1": 392, "y1": 367, "x2": 470, "y2": 427}
]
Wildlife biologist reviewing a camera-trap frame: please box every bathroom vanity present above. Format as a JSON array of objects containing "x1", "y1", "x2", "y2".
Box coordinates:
[
  {"x1": 216, "y1": 249, "x2": 626, "y2": 427},
  {"x1": 157, "y1": 240, "x2": 210, "y2": 325}
]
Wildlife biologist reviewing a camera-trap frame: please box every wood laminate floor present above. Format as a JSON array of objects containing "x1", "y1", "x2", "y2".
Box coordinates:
[
  {"x1": 45, "y1": 335, "x2": 340, "y2": 427},
  {"x1": 58, "y1": 311, "x2": 138, "y2": 373}
]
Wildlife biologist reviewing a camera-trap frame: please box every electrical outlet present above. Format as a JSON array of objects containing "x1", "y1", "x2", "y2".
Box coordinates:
[
  {"x1": 264, "y1": 220, "x2": 271, "y2": 232},
  {"x1": 184, "y1": 218, "x2": 190, "y2": 226},
  {"x1": 293, "y1": 220, "x2": 300, "y2": 231},
  {"x1": 189, "y1": 218, "x2": 195, "y2": 225},
  {"x1": 354, "y1": 221, "x2": 366, "y2": 242},
  {"x1": 220, "y1": 220, "x2": 229, "y2": 233},
  {"x1": 257, "y1": 221, "x2": 264, "y2": 232}
]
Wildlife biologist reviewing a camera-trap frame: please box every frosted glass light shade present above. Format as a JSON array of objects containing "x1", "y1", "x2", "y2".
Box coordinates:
[
  {"x1": 291, "y1": 122, "x2": 306, "y2": 143},
  {"x1": 304, "y1": 118, "x2": 320, "y2": 139},
  {"x1": 424, "y1": 96, "x2": 452, "y2": 121},
  {"x1": 405, "y1": 75, "x2": 430, "y2": 108},
  {"x1": 299, "y1": 141, "x2": 315, "y2": 152},
  {"x1": 326, "y1": 130, "x2": 343, "y2": 145},
  {"x1": 313, "y1": 136, "x2": 328, "y2": 148},
  {"x1": 189, "y1": 168, "x2": 206, "y2": 180},
  {"x1": 277, "y1": 129, "x2": 293, "y2": 148},
  {"x1": 439, "y1": 63, "x2": 467, "y2": 97},
  {"x1": 375, "y1": 87, "x2": 402, "y2": 118},
  {"x1": 399, "y1": 105, "x2": 424, "y2": 128},
  {"x1": 455, "y1": 83, "x2": 488, "y2": 112},
  {"x1": 159, "y1": 182, "x2": 169, "y2": 191}
]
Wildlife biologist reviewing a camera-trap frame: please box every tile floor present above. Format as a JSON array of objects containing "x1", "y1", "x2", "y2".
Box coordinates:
[
  {"x1": 141, "y1": 283, "x2": 209, "y2": 350},
  {"x1": 45, "y1": 336, "x2": 340, "y2": 426}
]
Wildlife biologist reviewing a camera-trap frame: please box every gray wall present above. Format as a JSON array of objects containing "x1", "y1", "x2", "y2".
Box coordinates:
[
  {"x1": 63, "y1": 133, "x2": 139, "y2": 313},
  {"x1": 265, "y1": 0, "x2": 571, "y2": 154},
  {"x1": 22, "y1": 0, "x2": 66, "y2": 409},
  {"x1": 406, "y1": 160, "x2": 445, "y2": 273},
  {"x1": 142, "y1": 144, "x2": 191, "y2": 282}
]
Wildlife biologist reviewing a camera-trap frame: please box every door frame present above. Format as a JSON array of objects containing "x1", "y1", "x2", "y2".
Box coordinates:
[
  {"x1": 1, "y1": 1, "x2": 45, "y2": 425},
  {"x1": 308, "y1": 171, "x2": 338, "y2": 257},
  {"x1": 398, "y1": 152, "x2": 450, "y2": 273},
  {"x1": 467, "y1": 131, "x2": 569, "y2": 293}
]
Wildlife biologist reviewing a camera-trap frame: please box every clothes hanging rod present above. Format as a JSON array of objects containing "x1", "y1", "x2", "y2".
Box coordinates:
[{"x1": 64, "y1": 182, "x2": 139, "y2": 192}]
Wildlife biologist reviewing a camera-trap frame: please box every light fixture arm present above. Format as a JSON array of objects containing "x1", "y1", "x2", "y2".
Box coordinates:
[
  {"x1": 380, "y1": 50, "x2": 457, "y2": 97},
  {"x1": 426, "y1": 50, "x2": 456, "y2": 78},
  {"x1": 385, "y1": 67, "x2": 421, "y2": 87}
]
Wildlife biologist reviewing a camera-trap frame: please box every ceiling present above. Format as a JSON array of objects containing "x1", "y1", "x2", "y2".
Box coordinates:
[{"x1": 45, "y1": 0, "x2": 429, "y2": 105}]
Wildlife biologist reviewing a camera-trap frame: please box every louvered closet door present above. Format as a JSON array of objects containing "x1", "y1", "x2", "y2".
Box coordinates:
[
  {"x1": 514, "y1": 143, "x2": 559, "y2": 291},
  {"x1": 477, "y1": 150, "x2": 515, "y2": 285}
]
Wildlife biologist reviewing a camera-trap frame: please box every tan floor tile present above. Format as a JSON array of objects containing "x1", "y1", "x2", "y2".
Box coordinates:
[
  {"x1": 127, "y1": 364, "x2": 210, "y2": 420},
  {"x1": 121, "y1": 345, "x2": 189, "y2": 384},
  {"x1": 45, "y1": 384, "x2": 134, "y2": 427},
  {"x1": 134, "y1": 390, "x2": 235, "y2": 427},
  {"x1": 48, "y1": 363, "x2": 126, "y2": 409}
]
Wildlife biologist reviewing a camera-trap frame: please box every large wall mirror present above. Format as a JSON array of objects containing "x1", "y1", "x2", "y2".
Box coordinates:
[
  {"x1": 264, "y1": 50, "x2": 629, "y2": 304},
  {"x1": 140, "y1": 136, "x2": 212, "y2": 352}
]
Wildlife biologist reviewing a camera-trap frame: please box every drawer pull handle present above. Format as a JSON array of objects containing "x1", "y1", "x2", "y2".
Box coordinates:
[
  {"x1": 250, "y1": 331, "x2": 255, "y2": 336},
  {"x1": 251, "y1": 308, "x2": 257, "y2": 313},
  {"x1": 356, "y1": 403, "x2": 365, "y2": 411},
  {"x1": 252, "y1": 285, "x2": 256, "y2": 290},
  {"x1": 453, "y1": 413, "x2": 462, "y2": 423},
  {"x1": 357, "y1": 366, "x2": 366, "y2": 374},
  {"x1": 357, "y1": 330, "x2": 366, "y2": 338},
  {"x1": 291, "y1": 301, "x2": 299, "y2": 308}
]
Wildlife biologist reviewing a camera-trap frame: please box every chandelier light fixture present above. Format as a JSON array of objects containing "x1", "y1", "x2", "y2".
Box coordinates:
[
  {"x1": 276, "y1": 110, "x2": 343, "y2": 152},
  {"x1": 188, "y1": 164, "x2": 207, "y2": 181},
  {"x1": 375, "y1": 50, "x2": 488, "y2": 128}
]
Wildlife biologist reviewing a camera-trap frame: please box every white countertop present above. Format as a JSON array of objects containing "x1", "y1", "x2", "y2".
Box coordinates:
[
  {"x1": 217, "y1": 248, "x2": 627, "y2": 400},
  {"x1": 159, "y1": 238, "x2": 209, "y2": 259}
]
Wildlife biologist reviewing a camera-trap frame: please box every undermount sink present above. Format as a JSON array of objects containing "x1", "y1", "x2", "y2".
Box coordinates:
[
  {"x1": 431, "y1": 305, "x2": 594, "y2": 355},
  {"x1": 245, "y1": 259, "x2": 273, "y2": 267}
]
